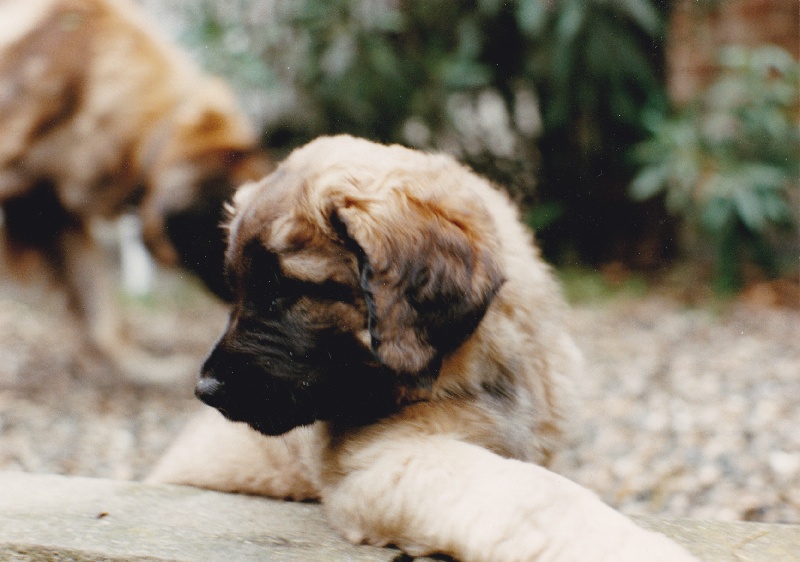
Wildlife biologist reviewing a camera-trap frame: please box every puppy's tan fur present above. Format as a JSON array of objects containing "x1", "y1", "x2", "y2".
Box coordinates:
[
  {"x1": 150, "y1": 136, "x2": 696, "y2": 561},
  {"x1": 0, "y1": 0, "x2": 265, "y2": 378}
]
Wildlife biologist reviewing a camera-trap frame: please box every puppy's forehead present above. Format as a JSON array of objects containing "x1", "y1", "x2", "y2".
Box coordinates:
[
  {"x1": 226, "y1": 169, "x2": 299, "y2": 265},
  {"x1": 225, "y1": 134, "x2": 454, "y2": 279},
  {"x1": 227, "y1": 136, "x2": 384, "y2": 246},
  {"x1": 225, "y1": 157, "x2": 355, "y2": 284}
]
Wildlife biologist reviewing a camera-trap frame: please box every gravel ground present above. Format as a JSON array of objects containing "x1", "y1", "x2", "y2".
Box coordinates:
[
  {"x1": 1, "y1": 271, "x2": 798, "y2": 525},
  {"x1": 552, "y1": 293, "x2": 800, "y2": 524}
]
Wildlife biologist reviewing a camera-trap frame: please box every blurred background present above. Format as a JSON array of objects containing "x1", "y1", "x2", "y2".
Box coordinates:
[
  {"x1": 143, "y1": 0, "x2": 800, "y2": 294},
  {"x1": 1, "y1": 0, "x2": 798, "y2": 528}
]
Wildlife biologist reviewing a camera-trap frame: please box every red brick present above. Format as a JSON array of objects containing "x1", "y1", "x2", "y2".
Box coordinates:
[{"x1": 666, "y1": 0, "x2": 800, "y2": 104}]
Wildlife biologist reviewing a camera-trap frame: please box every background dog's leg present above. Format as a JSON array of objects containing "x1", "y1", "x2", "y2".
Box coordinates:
[
  {"x1": 59, "y1": 222, "x2": 195, "y2": 384},
  {"x1": 59, "y1": 223, "x2": 123, "y2": 356},
  {"x1": 147, "y1": 409, "x2": 322, "y2": 501},
  {"x1": 323, "y1": 436, "x2": 698, "y2": 562}
]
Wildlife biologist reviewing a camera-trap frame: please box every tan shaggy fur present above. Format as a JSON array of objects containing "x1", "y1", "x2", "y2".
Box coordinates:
[
  {"x1": 0, "y1": 0, "x2": 267, "y2": 380},
  {"x1": 150, "y1": 136, "x2": 697, "y2": 561}
]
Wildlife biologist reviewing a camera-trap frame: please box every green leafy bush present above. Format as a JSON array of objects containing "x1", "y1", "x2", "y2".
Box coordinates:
[
  {"x1": 513, "y1": 0, "x2": 672, "y2": 264},
  {"x1": 632, "y1": 45, "x2": 800, "y2": 291},
  {"x1": 177, "y1": 0, "x2": 542, "y2": 200},
  {"x1": 175, "y1": 0, "x2": 670, "y2": 264}
]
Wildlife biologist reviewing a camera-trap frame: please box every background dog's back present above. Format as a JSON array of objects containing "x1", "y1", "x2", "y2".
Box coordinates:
[
  {"x1": 0, "y1": 0, "x2": 259, "y2": 278},
  {"x1": 0, "y1": 0, "x2": 265, "y2": 378}
]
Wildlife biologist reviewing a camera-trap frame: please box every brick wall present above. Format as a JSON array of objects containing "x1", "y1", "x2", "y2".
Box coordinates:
[{"x1": 667, "y1": 0, "x2": 800, "y2": 104}]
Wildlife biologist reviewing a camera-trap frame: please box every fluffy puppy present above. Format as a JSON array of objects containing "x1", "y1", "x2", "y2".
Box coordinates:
[
  {"x1": 0, "y1": 0, "x2": 268, "y2": 379},
  {"x1": 150, "y1": 136, "x2": 696, "y2": 561}
]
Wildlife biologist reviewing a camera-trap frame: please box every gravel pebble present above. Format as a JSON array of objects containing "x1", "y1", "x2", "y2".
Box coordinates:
[{"x1": 0, "y1": 275, "x2": 798, "y2": 524}]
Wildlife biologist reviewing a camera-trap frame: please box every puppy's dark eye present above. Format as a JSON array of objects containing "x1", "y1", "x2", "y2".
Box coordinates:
[
  {"x1": 235, "y1": 243, "x2": 283, "y2": 311},
  {"x1": 245, "y1": 248, "x2": 281, "y2": 292},
  {"x1": 303, "y1": 279, "x2": 356, "y2": 304},
  {"x1": 239, "y1": 242, "x2": 356, "y2": 312},
  {"x1": 247, "y1": 277, "x2": 291, "y2": 314},
  {"x1": 246, "y1": 288, "x2": 295, "y2": 317}
]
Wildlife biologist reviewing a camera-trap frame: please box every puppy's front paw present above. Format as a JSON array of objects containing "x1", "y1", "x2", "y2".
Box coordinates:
[{"x1": 328, "y1": 513, "x2": 435, "y2": 559}]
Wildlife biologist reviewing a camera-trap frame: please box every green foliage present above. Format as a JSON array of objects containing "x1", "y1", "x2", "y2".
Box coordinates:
[
  {"x1": 179, "y1": 1, "x2": 280, "y2": 92},
  {"x1": 514, "y1": 0, "x2": 671, "y2": 264},
  {"x1": 518, "y1": 0, "x2": 665, "y2": 133},
  {"x1": 632, "y1": 45, "x2": 800, "y2": 291},
  {"x1": 177, "y1": 0, "x2": 670, "y2": 262},
  {"x1": 557, "y1": 266, "x2": 649, "y2": 304},
  {"x1": 281, "y1": 0, "x2": 413, "y2": 141}
]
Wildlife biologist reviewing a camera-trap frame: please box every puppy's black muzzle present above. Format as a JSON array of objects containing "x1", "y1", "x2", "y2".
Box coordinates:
[{"x1": 194, "y1": 344, "x2": 319, "y2": 436}]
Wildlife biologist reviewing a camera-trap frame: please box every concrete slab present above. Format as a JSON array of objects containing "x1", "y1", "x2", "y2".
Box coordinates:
[
  {"x1": 1, "y1": 471, "x2": 798, "y2": 561},
  {"x1": 634, "y1": 516, "x2": 800, "y2": 562},
  {"x1": 0, "y1": 472, "x2": 399, "y2": 561}
]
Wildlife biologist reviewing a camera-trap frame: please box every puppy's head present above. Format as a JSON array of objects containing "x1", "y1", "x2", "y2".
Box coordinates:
[{"x1": 196, "y1": 135, "x2": 505, "y2": 435}]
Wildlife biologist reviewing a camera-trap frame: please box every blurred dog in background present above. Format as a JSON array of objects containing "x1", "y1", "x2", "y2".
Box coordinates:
[{"x1": 0, "y1": 0, "x2": 269, "y2": 380}]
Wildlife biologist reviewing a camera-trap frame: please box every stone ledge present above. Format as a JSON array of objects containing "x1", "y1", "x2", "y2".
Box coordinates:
[
  {"x1": 1, "y1": 472, "x2": 798, "y2": 561},
  {"x1": 632, "y1": 516, "x2": 799, "y2": 562}
]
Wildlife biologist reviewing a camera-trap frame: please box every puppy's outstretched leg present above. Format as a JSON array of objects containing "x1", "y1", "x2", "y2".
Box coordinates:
[
  {"x1": 323, "y1": 436, "x2": 697, "y2": 562},
  {"x1": 147, "y1": 409, "x2": 322, "y2": 501}
]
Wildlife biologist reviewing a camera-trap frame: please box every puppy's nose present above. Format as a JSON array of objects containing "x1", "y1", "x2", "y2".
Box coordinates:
[{"x1": 195, "y1": 376, "x2": 224, "y2": 406}]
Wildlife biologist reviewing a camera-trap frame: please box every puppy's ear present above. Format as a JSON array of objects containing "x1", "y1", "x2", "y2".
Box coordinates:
[{"x1": 334, "y1": 188, "x2": 505, "y2": 379}]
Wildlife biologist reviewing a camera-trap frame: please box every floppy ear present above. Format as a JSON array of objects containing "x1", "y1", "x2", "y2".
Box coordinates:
[{"x1": 334, "y1": 188, "x2": 505, "y2": 380}]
